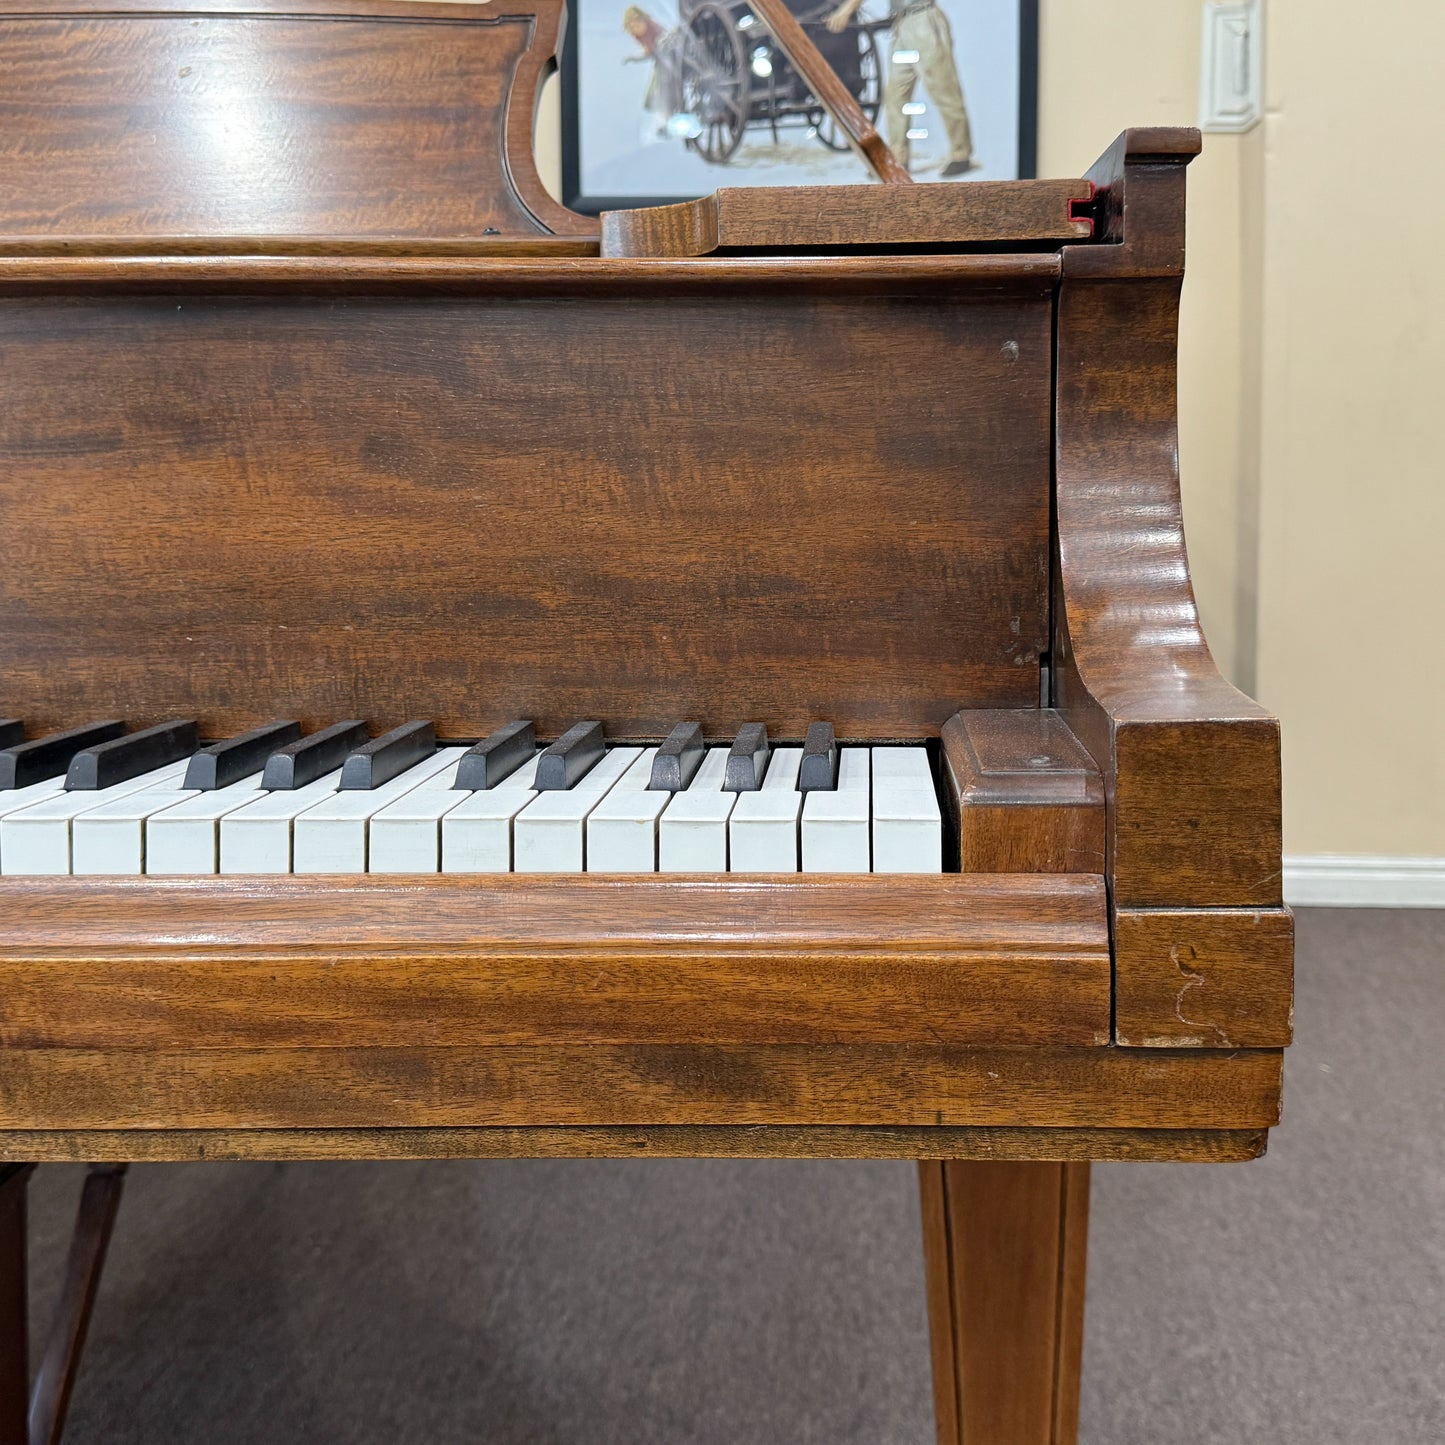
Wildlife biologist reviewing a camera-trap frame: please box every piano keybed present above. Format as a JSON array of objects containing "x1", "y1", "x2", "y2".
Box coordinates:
[{"x1": 0, "y1": 718, "x2": 943, "y2": 876}]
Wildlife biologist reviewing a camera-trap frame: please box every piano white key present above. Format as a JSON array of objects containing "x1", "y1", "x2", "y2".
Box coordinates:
[
  {"x1": 0, "y1": 776, "x2": 70, "y2": 873},
  {"x1": 145, "y1": 773, "x2": 265, "y2": 875},
  {"x1": 72, "y1": 785, "x2": 203, "y2": 875},
  {"x1": 292, "y1": 748, "x2": 462, "y2": 874},
  {"x1": 367, "y1": 750, "x2": 480, "y2": 874},
  {"x1": 801, "y1": 746, "x2": 871, "y2": 873},
  {"x1": 220, "y1": 769, "x2": 343, "y2": 874},
  {"x1": 441, "y1": 756, "x2": 540, "y2": 874},
  {"x1": 871, "y1": 747, "x2": 942, "y2": 873},
  {"x1": 513, "y1": 746, "x2": 641, "y2": 874},
  {"x1": 728, "y1": 746, "x2": 803, "y2": 873},
  {"x1": 0, "y1": 760, "x2": 189, "y2": 876},
  {"x1": 586, "y1": 748, "x2": 664, "y2": 872},
  {"x1": 658, "y1": 747, "x2": 735, "y2": 873}
]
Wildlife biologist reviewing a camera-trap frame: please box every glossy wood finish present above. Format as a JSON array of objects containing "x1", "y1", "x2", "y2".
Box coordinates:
[
  {"x1": 0, "y1": 1127, "x2": 1269, "y2": 1164},
  {"x1": 0, "y1": 875, "x2": 1112, "y2": 1050},
  {"x1": 921, "y1": 1161, "x2": 1088, "y2": 1445},
  {"x1": 1053, "y1": 130, "x2": 1284, "y2": 911},
  {"x1": 1113, "y1": 908, "x2": 1295, "y2": 1048},
  {"x1": 27, "y1": 1166, "x2": 127, "y2": 1445},
  {"x1": 747, "y1": 0, "x2": 909, "y2": 184},
  {"x1": 599, "y1": 180, "x2": 1093, "y2": 257},
  {"x1": 0, "y1": 1168, "x2": 29, "y2": 1445},
  {"x1": 942, "y1": 710, "x2": 1105, "y2": 874},
  {"x1": 0, "y1": 1045, "x2": 1282, "y2": 1132},
  {"x1": 0, "y1": 284, "x2": 1052, "y2": 740},
  {"x1": 0, "y1": 251, "x2": 1056, "y2": 293},
  {"x1": 0, "y1": 0, "x2": 592, "y2": 247},
  {"x1": 0, "y1": 48, "x2": 1294, "y2": 1444}
]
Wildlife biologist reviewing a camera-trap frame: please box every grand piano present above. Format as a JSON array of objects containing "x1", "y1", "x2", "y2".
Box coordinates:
[{"x1": 0, "y1": 2, "x2": 1292, "y2": 1440}]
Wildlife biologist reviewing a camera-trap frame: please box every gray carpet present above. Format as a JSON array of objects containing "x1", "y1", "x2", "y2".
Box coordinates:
[{"x1": 23, "y1": 908, "x2": 1445, "y2": 1443}]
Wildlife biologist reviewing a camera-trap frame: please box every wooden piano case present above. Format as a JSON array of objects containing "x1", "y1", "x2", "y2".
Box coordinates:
[{"x1": 0, "y1": 3, "x2": 1292, "y2": 1440}]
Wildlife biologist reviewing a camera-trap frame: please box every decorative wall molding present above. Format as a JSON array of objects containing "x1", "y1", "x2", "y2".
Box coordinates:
[{"x1": 1283, "y1": 855, "x2": 1445, "y2": 909}]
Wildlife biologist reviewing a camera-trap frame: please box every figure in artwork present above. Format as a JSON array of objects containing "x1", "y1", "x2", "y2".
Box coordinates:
[
  {"x1": 828, "y1": 0, "x2": 976, "y2": 174},
  {"x1": 623, "y1": 5, "x2": 696, "y2": 143}
]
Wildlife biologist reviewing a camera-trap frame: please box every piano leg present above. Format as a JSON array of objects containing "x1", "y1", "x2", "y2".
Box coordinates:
[
  {"x1": 0, "y1": 1165, "x2": 33, "y2": 1445},
  {"x1": 919, "y1": 1160, "x2": 1090, "y2": 1445},
  {"x1": 28, "y1": 1164, "x2": 128, "y2": 1445}
]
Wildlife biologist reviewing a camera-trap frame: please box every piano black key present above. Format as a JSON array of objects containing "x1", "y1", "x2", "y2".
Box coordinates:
[
  {"x1": 261, "y1": 720, "x2": 369, "y2": 790},
  {"x1": 649, "y1": 721, "x2": 705, "y2": 792},
  {"x1": 534, "y1": 720, "x2": 606, "y2": 791},
  {"x1": 0, "y1": 721, "x2": 23, "y2": 750},
  {"x1": 183, "y1": 719, "x2": 302, "y2": 791},
  {"x1": 798, "y1": 722, "x2": 839, "y2": 792},
  {"x1": 454, "y1": 720, "x2": 535, "y2": 791},
  {"x1": 0, "y1": 719, "x2": 127, "y2": 790},
  {"x1": 65, "y1": 718, "x2": 199, "y2": 791},
  {"x1": 724, "y1": 723, "x2": 770, "y2": 792},
  {"x1": 339, "y1": 720, "x2": 436, "y2": 790}
]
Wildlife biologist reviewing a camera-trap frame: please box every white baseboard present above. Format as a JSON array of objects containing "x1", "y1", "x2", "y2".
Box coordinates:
[{"x1": 1283, "y1": 855, "x2": 1445, "y2": 909}]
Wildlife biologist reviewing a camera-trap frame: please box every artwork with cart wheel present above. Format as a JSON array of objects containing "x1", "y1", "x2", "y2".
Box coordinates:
[{"x1": 561, "y1": 0, "x2": 1037, "y2": 211}]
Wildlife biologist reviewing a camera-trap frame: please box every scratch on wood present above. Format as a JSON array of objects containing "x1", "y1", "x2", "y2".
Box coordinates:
[{"x1": 1170, "y1": 942, "x2": 1232, "y2": 1048}]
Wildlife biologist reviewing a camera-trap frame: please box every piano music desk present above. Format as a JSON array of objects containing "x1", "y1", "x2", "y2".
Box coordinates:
[{"x1": 0, "y1": 4, "x2": 1291, "y2": 1440}]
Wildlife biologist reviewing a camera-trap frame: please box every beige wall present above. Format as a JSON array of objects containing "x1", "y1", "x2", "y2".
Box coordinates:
[
  {"x1": 534, "y1": 0, "x2": 1444, "y2": 857},
  {"x1": 537, "y1": 69, "x2": 562, "y2": 200},
  {"x1": 1253, "y1": 0, "x2": 1444, "y2": 855}
]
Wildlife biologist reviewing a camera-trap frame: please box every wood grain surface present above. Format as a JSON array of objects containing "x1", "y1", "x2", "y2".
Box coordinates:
[
  {"x1": 600, "y1": 180, "x2": 1093, "y2": 257},
  {"x1": 0, "y1": 120, "x2": 1290, "y2": 1184},
  {"x1": 0, "y1": 252, "x2": 1060, "y2": 292},
  {"x1": 0, "y1": 0, "x2": 592, "y2": 244},
  {"x1": 0, "y1": 876, "x2": 1113, "y2": 1050},
  {"x1": 0, "y1": 873, "x2": 1100, "y2": 947},
  {"x1": 0, "y1": 1127, "x2": 1270, "y2": 1164},
  {"x1": 943, "y1": 710, "x2": 1105, "y2": 873},
  {"x1": 0, "y1": 285, "x2": 1053, "y2": 738},
  {"x1": 921, "y1": 1160, "x2": 1088, "y2": 1445},
  {"x1": 1053, "y1": 129, "x2": 1285, "y2": 909},
  {"x1": 0, "y1": 1045, "x2": 1283, "y2": 1131},
  {"x1": 1113, "y1": 907, "x2": 1295, "y2": 1048}
]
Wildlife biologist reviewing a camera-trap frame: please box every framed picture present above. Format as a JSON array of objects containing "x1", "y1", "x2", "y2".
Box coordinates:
[{"x1": 561, "y1": 0, "x2": 1038, "y2": 214}]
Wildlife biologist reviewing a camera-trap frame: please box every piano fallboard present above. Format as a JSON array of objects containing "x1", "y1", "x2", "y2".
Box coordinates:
[{"x1": 0, "y1": 262, "x2": 1054, "y2": 742}]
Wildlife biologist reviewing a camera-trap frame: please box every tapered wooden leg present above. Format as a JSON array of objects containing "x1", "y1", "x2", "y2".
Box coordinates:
[
  {"x1": 919, "y1": 1160, "x2": 1089, "y2": 1445},
  {"x1": 0, "y1": 1166, "x2": 35, "y2": 1445},
  {"x1": 28, "y1": 1164, "x2": 127, "y2": 1445}
]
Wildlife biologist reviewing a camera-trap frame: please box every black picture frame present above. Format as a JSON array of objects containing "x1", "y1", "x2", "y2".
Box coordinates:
[{"x1": 561, "y1": 0, "x2": 1039, "y2": 216}]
